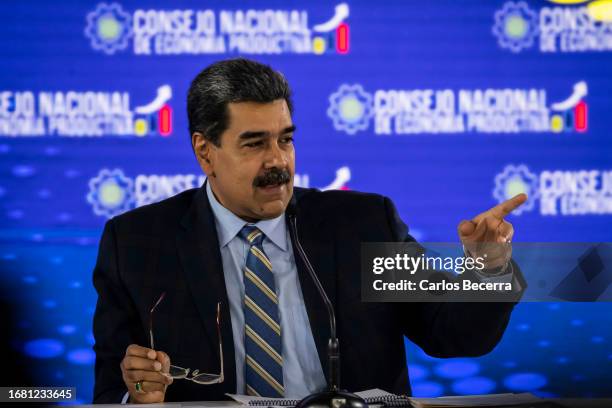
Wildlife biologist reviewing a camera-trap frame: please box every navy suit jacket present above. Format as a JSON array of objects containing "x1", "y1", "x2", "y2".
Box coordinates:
[{"x1": 93, "y1": 185, "x2": 521, "y2": 403}]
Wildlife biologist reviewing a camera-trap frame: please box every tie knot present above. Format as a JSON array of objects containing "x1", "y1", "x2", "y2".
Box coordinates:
[{"x1": 239, "y1": 225, "x2": 265, "y2": 246}]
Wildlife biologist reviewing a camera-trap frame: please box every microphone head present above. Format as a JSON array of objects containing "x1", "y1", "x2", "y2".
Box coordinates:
[{"x1": 296, "y1": 390, "x2": 367, "y2": 408}]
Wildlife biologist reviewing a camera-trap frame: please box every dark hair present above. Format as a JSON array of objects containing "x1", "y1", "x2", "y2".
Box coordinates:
[{"x1": 187, "y1": 58, "x2": 293, "y2": 147}]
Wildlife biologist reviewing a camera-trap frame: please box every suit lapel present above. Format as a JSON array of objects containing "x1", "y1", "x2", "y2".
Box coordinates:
[
  {"x1": 288, "y1": 191, "x2": 337, "y2": 385},
  {"x1": 176, "y1": 184, "x2": 236, "y2": 392}
]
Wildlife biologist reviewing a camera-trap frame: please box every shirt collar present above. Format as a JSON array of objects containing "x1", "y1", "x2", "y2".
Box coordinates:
[{"x1": 206, "y1": 180, "x2": 288, "y2": 251}]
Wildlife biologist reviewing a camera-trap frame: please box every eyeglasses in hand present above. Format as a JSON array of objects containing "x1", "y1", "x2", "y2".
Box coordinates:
[{"x1": 149, "y1": 292, "x2": 224, "y2": 385}]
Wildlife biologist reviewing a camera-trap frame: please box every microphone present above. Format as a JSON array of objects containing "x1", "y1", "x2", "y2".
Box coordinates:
[{"x1": 286, "y1": 199, "x2": 367, "y2": 408}]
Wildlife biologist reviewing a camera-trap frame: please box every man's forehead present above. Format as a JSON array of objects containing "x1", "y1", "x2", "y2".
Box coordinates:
[{"x1": 226, "y1": 99, "x2": 292, "y2": 131}]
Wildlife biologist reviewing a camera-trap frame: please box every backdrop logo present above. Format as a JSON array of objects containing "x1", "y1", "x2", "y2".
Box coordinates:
[
  {"x1": 493, "y1": 164, "x2": 540, "y2": 215},
  {"x1": 0, "y1": 85, "x2": 172, "y2": 138},
  {"x1": 84, "y1": 3, "x2": 350, "y2": 56},
  {"x1": 492, "y1": 2, "x2": 539, "y2": 52},
  {"x1": 327, "y1": 84, "x2": 374, "y2": 134},
  {"x1": 328, "y1": 82, "x2": 588, "y2": 135},
  {"x1": 493, "y1": 1, "x2": 612, "y2": 53},
  {"x1": 87, "y1": 169, "x2": 135, "y2": 218},
  {"x1": 85, "y1": 3, "x2": 132, "y2": 55},
  {"x1": 87, "y1": 167, "x2": 351, "y2": 218},
  {"x1": 493, "y1": 164, "x2": 612, "y2": 216}
]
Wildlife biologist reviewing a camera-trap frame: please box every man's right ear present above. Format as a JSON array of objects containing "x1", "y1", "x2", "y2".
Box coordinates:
[
  {"x1": 191, "y1": 132, "x2": 210, "y2": 163},
  {"x1": 192, "y1": 133, "x2": 217, "y2": 178},
  {"x1": 192, "y1": 132, "x2": 216, "y2": 180}
]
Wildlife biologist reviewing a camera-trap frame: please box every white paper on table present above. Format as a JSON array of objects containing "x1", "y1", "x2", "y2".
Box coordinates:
[{"x1": 226, "y1": 388, "x2": 395, "y2": 407}]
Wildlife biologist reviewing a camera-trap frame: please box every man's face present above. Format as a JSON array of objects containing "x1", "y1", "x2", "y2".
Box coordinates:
[{"x1": 195, "y1": 99, "x2": 295, "y2": 221}]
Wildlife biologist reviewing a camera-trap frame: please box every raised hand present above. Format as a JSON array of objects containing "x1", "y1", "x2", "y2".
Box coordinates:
[{"x1": 458, "y1": 193, "x2": 527, "y2": 270}]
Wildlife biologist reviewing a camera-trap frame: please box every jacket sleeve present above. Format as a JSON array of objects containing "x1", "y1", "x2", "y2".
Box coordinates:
[
  {"x1": 92, "y1": 219, "x2": 144, "y2": 403},
  {"x1": 382, "y1": 196, "x2": 520, "y2": 358}
]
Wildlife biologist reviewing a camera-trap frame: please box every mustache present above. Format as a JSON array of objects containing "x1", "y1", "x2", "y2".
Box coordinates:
[{"x1": 253, "y1": 168, "x2": 292, "y2": 188}]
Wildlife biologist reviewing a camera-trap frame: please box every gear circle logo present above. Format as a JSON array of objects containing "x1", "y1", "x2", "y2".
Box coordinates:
[
  {"x1": 492, "y1": 2, "x2": 539, "y2": 53},
  {"x1": 87, "y1": 169, "x2": 135, "y2": 218},
  {"x1": 85, "y1": 3, "x2": 132, "y2": 55},
  {"x1": 493, "y1": 164, "x2": 539, "y2": 215},
  {"x1": 327, "y1": 84, "x2": 374, "y2": 135}
]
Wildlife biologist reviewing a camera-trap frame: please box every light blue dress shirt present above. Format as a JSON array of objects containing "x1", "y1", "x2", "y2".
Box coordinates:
[{"x1": 206, "y1": 182, "x2": 326, "y2": 398}]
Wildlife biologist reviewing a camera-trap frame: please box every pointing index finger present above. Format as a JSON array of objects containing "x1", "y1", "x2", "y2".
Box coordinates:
[{"x1": 489, "y1": 193, "x2": 527, "y2": 219}]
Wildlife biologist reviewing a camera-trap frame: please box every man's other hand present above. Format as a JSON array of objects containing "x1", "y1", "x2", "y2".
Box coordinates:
[{"x1": 121, "y1": 344, "x2": 173, "y2": 403}]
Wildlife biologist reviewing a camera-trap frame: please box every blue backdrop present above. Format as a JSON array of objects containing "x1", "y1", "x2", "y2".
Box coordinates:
[{"x1": 1, "y1": 0, "x2": 611, "y2": 404}]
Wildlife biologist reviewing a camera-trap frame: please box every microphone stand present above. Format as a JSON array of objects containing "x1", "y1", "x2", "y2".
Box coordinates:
[{"x1": 287, "y1": 209, "x2": 367, "y2": 408}]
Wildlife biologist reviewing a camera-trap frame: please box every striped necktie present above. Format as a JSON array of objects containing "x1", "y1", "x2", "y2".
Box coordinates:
[{"x1": 239, "y1": 225, "x2": 284, "y2": 397}]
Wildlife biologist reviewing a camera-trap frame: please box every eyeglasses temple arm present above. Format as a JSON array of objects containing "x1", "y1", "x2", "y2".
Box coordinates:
[
  {"x1": 217, "y1": 302, "x2": 224, "y2": 381},
  {"x1": 149, "y1": 292, "x2": 166, "y2": 350}
]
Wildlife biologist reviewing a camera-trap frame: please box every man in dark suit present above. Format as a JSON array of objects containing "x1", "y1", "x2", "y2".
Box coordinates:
[{"x1": 93, "y1": 58, "x2": 526, "y2": 404}]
